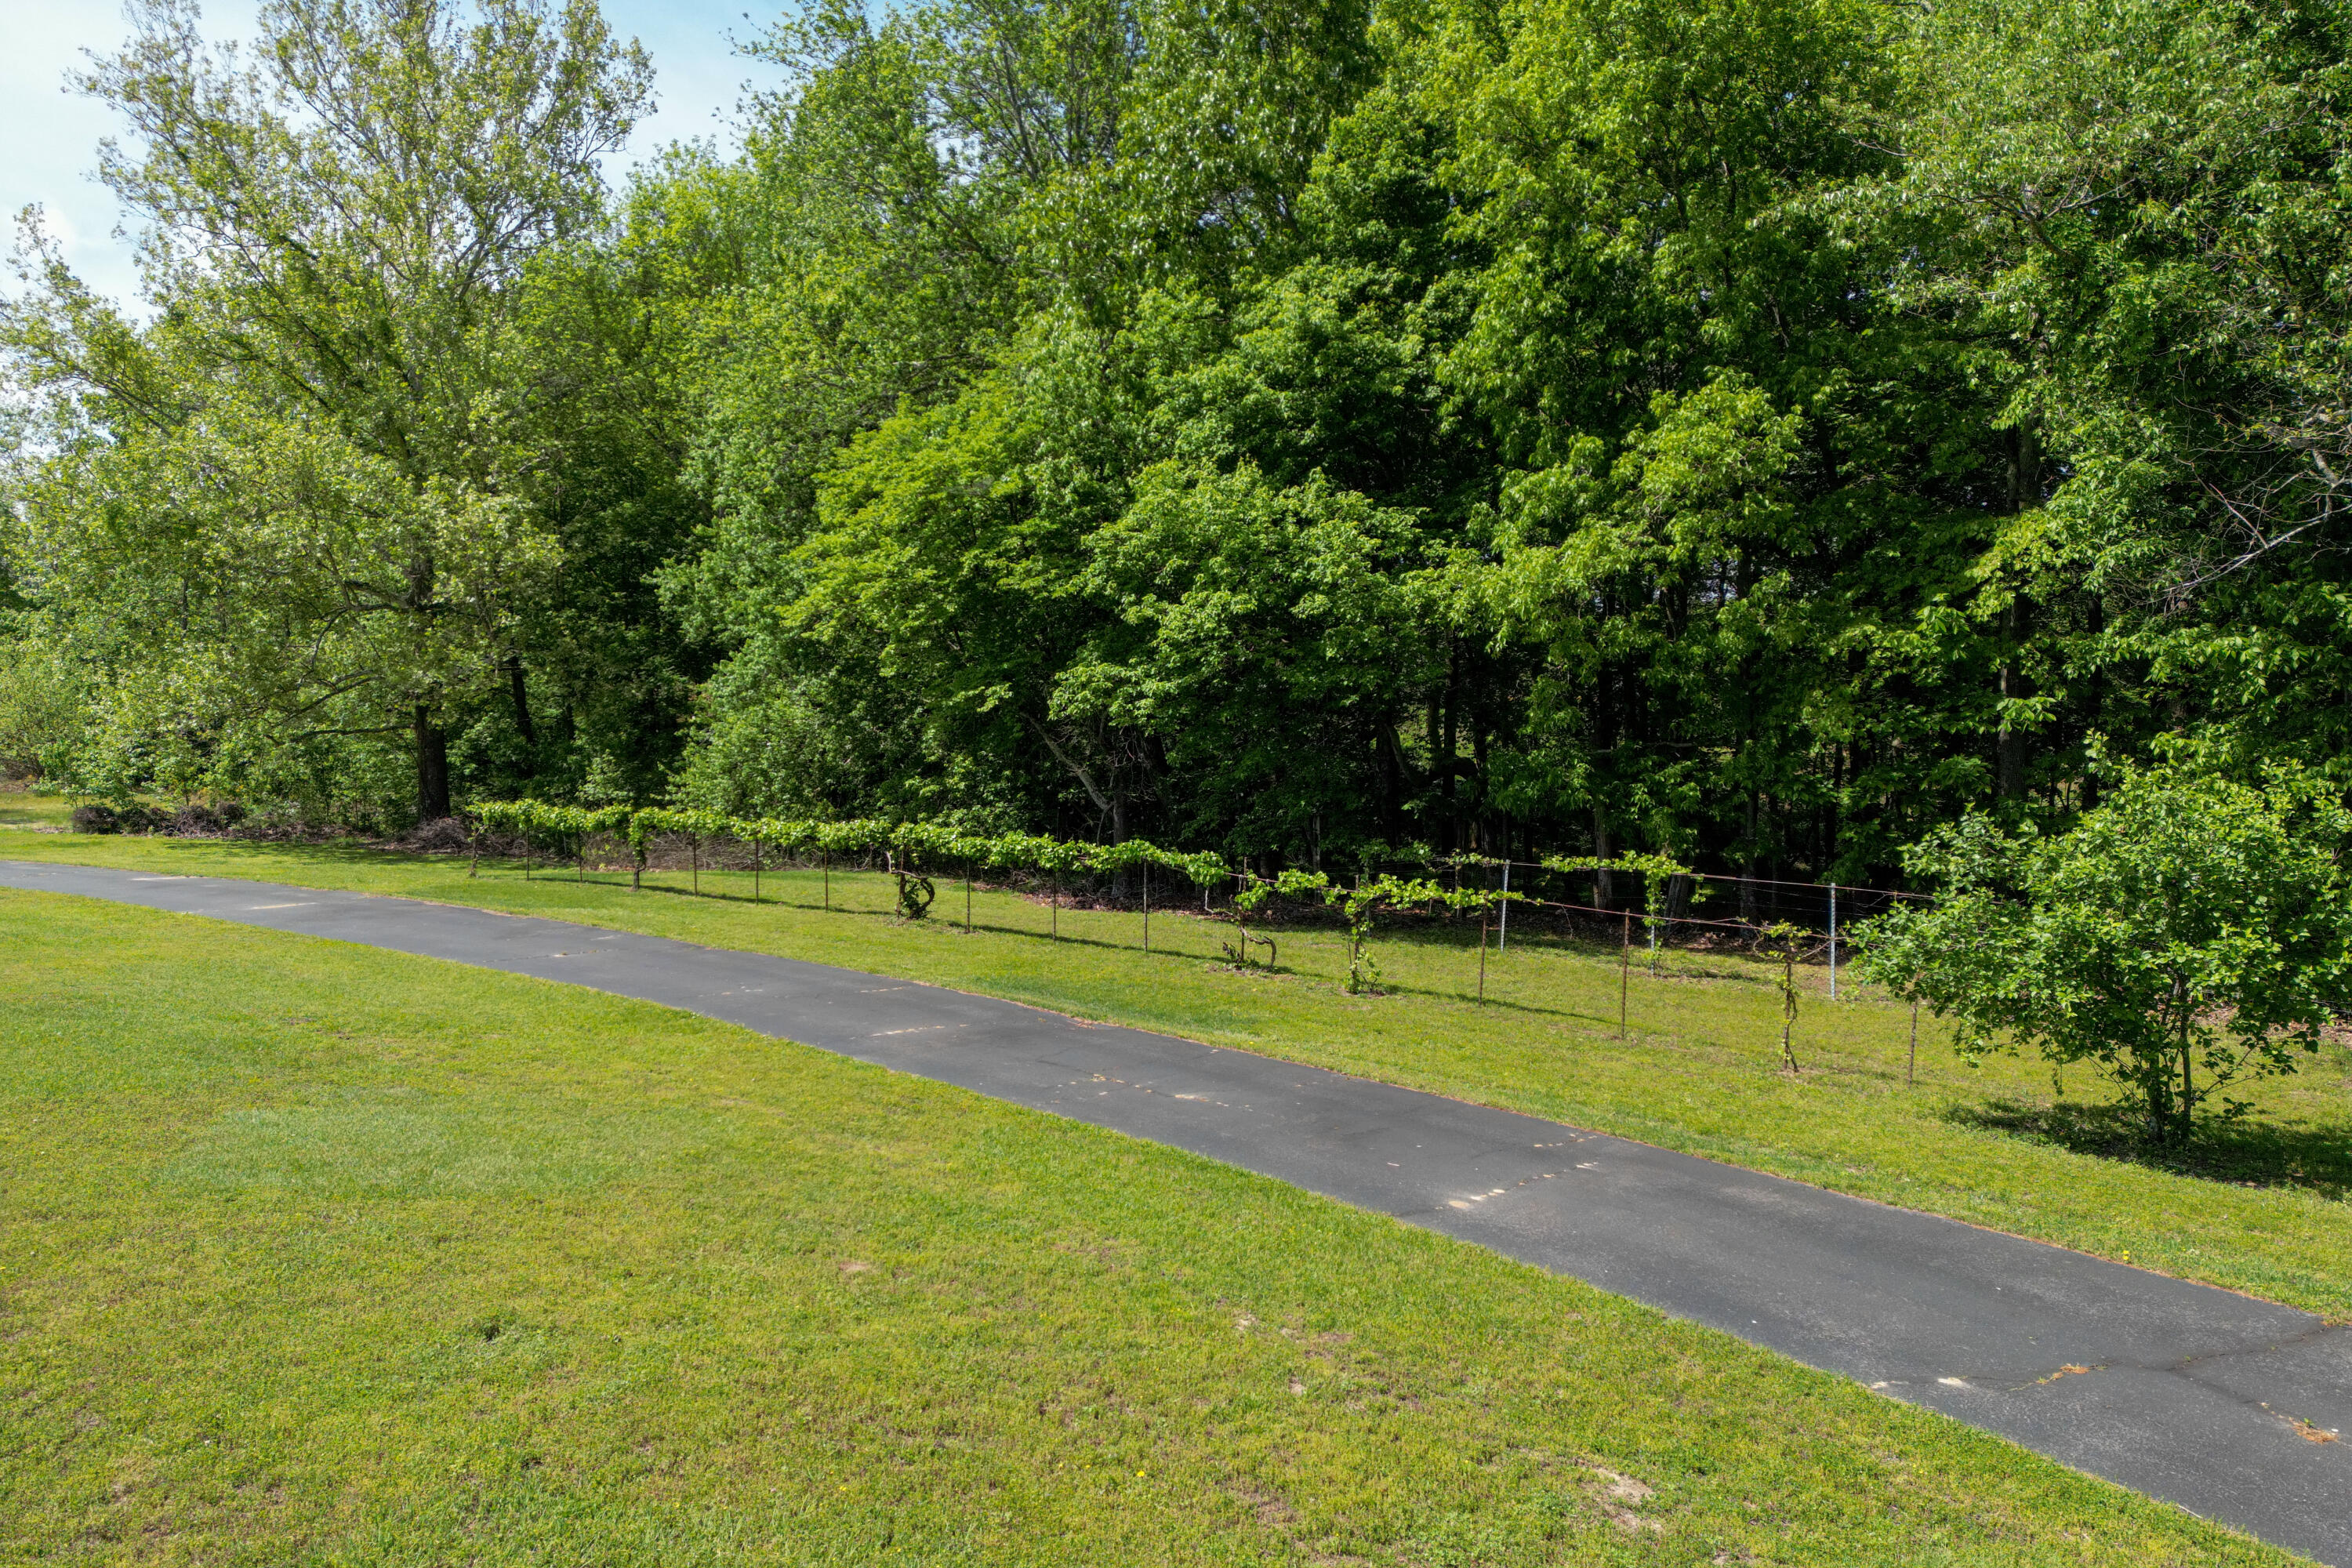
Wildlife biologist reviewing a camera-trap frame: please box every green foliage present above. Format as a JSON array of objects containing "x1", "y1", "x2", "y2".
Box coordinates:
[
  {"x1": 1226, "y1": 862, "x2": 1527, "y2": 993},
  {"x1": 473, "y1": 799, "x2": 1232, "y2": 890},
  {"x1": 0, "y1": 636, "x2": 83, "y2": 782},
  {"x1": 15, "y1": 0, "x2": 2352, "y2": 907},
  {"x1": 1856, "y1": 767, "x2": 2352, "y2": 1143},
  {"x1": 2, "y1": 0, "x2": 659, "y2": 822},
  {"x1": 470, "y1": 800, "x2": 1576, "y2": 983}
]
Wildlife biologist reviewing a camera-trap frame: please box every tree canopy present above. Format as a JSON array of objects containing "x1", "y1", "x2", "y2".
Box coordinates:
[{"x1": 6, "y1": 0, "x2": 2352, "y2": 900}]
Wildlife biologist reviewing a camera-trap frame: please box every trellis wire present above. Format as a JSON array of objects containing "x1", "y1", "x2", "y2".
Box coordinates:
[{"x1": 465, "y1": 803, "x2": 1918, "y2": 1003}]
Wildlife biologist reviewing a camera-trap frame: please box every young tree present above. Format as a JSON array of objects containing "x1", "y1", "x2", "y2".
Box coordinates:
[
  {"x1": 1856, "y1": 766, "x2": 2352, "y2": 1144},
  {"x1": 3, "y1": 0, "x2": 650, "y2": 821}
]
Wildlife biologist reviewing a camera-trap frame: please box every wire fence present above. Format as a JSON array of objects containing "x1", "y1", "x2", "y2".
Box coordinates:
[{"x1": 465, "y1": 801, "x2": 1924, "y2": 1007}]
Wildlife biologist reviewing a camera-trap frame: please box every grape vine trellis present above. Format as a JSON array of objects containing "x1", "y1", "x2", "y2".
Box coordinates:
[
  {"x1": 463, "y1": 800, "x2": 1879, "y2": 1022},
  {"x1": 468, "y1": 802, "x2": 1236, "y2": 891},
  {"x1": 467, "y1": 800, "x2": 1555, "y2": 997}
]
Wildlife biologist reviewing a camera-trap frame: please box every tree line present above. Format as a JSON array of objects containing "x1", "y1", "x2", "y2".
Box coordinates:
[{"x1": 5, "y1": 0, "x2": 2351, "y2": 898}]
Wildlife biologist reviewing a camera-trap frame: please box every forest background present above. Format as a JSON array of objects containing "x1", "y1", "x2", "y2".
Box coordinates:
[{"x1": 5, "y1": 0, "x2": 2350, "y2": 895}]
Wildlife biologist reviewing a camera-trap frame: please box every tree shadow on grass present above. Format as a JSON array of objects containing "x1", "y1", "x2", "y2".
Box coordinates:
[{"x1": 1948, "y1": 1098, "x2": 2352, "y2": 1200}]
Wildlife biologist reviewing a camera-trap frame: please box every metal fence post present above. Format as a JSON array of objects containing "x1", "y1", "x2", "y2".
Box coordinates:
[
  {"x1": 1478, "y1": 902, "x2": 1489, "y2": 1002},
  {"x1": 1828, "y1": 883, "x2": 1838, "y2": 1000},
  {"x1": 1619, "y1": 909, "x2": 1631, "y2": 1040},
  {"x1": 1498, "y1": 858, "x2": 1510, "y2": 951}
]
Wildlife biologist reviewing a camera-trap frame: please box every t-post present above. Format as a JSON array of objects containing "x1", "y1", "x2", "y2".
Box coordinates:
[
  {"x1": 1142, "y1": 862, "x2": 1151, "y2": 953},
  {"x1": 1351, "y1": 873, "x2": 1365, "y2": 985},
  {"x1": 1498, "y1": 858, "x2": 1510, "y2": 951},
  {"x1": 1478, "y1": 898, "x2": 1490, "y2": 1002},
  {"x1": 966, "y1": 861, "x2": 975, "y2": 934},
  {"x1": 1828, "y1": 884, "x2": 1838, "y2": 1000},
  {"x1": 1618, "y1": 909, "x2": 1631, "y2": 1039}
]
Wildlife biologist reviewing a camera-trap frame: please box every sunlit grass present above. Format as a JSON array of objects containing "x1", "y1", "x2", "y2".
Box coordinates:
[
  {"x1": 0, "y1": 887, "x2": 2301, "y2": 1566},
  {"x1": 10, "y1": 828, "x2": 2352, "y2": 1319},
  {"x1": 0, "y1": 784, "x2": 69, "y2": 830}
]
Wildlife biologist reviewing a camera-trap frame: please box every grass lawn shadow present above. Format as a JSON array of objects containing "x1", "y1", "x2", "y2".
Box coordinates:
[{"x1": 1950, "y1": 1096, "x2": 2352, "y2": 1201}]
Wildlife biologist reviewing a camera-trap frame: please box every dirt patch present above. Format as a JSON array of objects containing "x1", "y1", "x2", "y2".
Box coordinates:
[
  {"x1": 1589, "y1": 1466, "x2": 1663, "y2": 1534},
  {"x1": 1229, "y1": 1479, "x2": 1297, "y2": 1530},
  {"x1": 396, "y1": 816, "x2": 474, "y2": 853}
]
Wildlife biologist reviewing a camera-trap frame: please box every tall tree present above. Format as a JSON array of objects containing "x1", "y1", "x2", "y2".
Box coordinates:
[
  {"x1": 4, "y1": 0, "x2": 649, "y2": 820},
  {"x1": 1886, "y1": 0, "x2": 2352, "y2": 788},
  {"x1": 666, "y1": 0, "x2": 1380, "y2": 839}
]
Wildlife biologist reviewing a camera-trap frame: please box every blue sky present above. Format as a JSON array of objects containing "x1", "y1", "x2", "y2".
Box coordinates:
[{"x1": 2, "y1": 0, "x2": 782, "y2": 307}]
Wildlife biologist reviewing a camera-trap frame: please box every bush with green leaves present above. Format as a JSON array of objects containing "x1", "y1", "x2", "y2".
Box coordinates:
[
  {"x1": 0, "y1": 638, "x2": 84, "y2": 782},
  {"x1": 1856, "y1": 766, "x2": 2352, "y2": 1145}
]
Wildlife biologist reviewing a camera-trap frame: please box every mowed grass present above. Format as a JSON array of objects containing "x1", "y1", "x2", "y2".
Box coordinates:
[
  {"x1": 0, "y1": 891, "x2": 2302, "y2": 1566},
  {"x1": 9, "y1": 829, "x2": 2352, "y2": 1322},
  {"x1": 0, "y1": 786, "x2": 70, "y2": 829}
]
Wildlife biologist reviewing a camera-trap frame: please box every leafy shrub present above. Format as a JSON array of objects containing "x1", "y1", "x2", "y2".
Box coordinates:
[{"x1": 1857, "y1": 764, "x2": 2352, "y2": 1145}]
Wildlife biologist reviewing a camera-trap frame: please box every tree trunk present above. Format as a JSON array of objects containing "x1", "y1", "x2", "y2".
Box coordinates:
[
  {"x1": 2178, "y1": 1011, "x2": 2196, "y2": 1145},
  {"x1": 507, "y1": 657, "x2": 537, "y2": 775},
  {"x1": 1996, "y1": 593, "x2": 2033, "y2": 800},
  {"x1": 1111, "y1": 795, "x2": 1133, "y2": 902},
  {"x1": 2148, "y1": 982, "x2": 2186, "y2": 1143},
  {"x1": 413, "y1": 705, "x2": 450, "y2": 822},
  {"x1": 1741, "y1": 788, "x2": 1762, "y2": 923},
  {"x1": 1996, "y1": 423, "x2": 2040, "y2": 803},
  {"x1": 1377, "y1": 724, "x2": 1410, "y2": 842},
  {"x1": 2081, "y1": 595, "x2": 2106, "y2": 813},
  {"x1": 2005, "y1": 420, "x2": 2042, "y2": 514},
  {"x1": 1439, "y1": 647, "x2": 1460, "y2": 854},
  {"x1": 1591, "y1": 807, "x2": 1614, "y2": 909}
]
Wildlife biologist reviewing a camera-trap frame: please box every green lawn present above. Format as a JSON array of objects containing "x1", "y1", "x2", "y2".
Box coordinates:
[
  {"x1": 9, "y1": 828, "x2": 2352, "y2": 1324},
  {"x1": 0, "y1": 786, "x2": 69, "y2": 830},
  {"x1": 0, "y1": 888, "x2": 2299, "y2": 1565}
]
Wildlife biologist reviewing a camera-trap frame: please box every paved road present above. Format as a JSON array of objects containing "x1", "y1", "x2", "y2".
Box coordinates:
[{"x1": 7, "y1": 860, "x2": 2350, "y2": 1562}]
